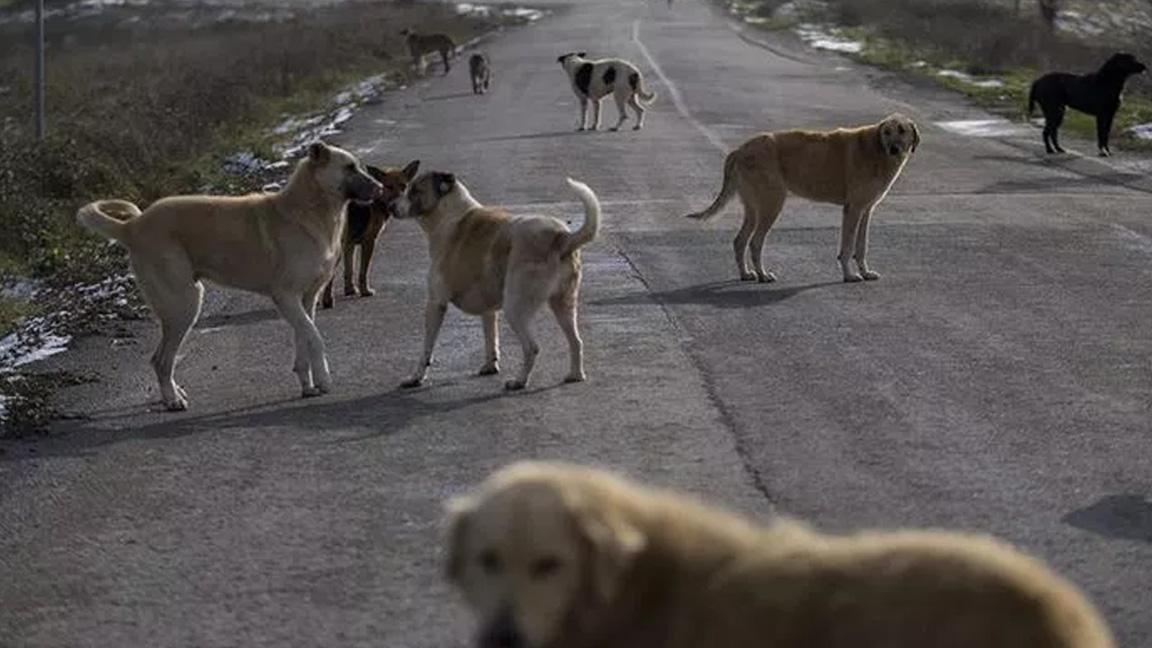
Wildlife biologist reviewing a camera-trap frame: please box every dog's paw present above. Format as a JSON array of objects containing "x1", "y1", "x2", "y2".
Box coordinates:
[
  {"x1": 344, "y1": 287, "x2": 358, "y2": 297},
  {"x1": 843, "y1": 273, "x2": 865, "y2": 283},
  {"x1": 739, "y1": 272, "x2": 757, "y2": 282},
  {"x1": 1099, "y1": 149, "x2": 1111, "y2": 157},
  {"x1": 164, "y1": 397, "x2": 189, "y2": 412},
  {"x1": 633, "y1": 124, "x2": 643, "y2": 131},
  {"x1": 400, "y1": 376, "x2": 425, "y2": 389},
  {"x1": 756, "y1": 272, "x2": 777, "y2": 283},
  {"x1": 477, "y1": 363, "x2": 500, "y2": 376},
  {"x1": 321, "y1": 298, "x2": 334, "y2": 309},
  {"x1": 359, "y1": 286, "x2": 375, "y2": 297},
  {"x1": 609, "y1": 126, "x2": 620, "y2": 132},
  {"x1": 861, "y1": 270, "x2": 882, "y2": 281},
  {"x1": 563, "y1": 372, "x2": 586, "y2": 384},
  {"x1": 504, "y1": 380, "x2": 527, "y2": 392},
  {"x1": 302, "y1": 386, "x2": 328, "y2": 398}
]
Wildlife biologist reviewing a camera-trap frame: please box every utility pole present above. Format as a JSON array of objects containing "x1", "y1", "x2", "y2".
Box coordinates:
[{"x1": 34, "y1": 0, "x2": 46, "y2": 140}]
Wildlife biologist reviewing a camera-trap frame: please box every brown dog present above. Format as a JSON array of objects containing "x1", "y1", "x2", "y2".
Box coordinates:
[
  {"x1": 685, "y1": 114, "x2": 919, "y2": 283},
  {"x1": 446, "y1": 462, "x2": 1114, "y2": 648},
  {"x1": 321, "y1": 161, "x2": 419, "y2": 309}
]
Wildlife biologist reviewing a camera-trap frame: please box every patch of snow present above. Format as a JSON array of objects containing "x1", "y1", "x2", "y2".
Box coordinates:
[
  {"x1": 1, "y1": 279, "x2": 40, "y2": 301},
  {"x1": 937, "y1": 69, "x2": 1004, "y2": 89},
  {"x1": 1129, "y1": 123, "x2": 1152, "y2": 141},
  {"x1": 0, "y1": 319, "x2": 72, "y2": 369},
  {"x1": 795, "y1": 23, "x2": 862, "y2": 54},
  {"x1": 936, "y1": 119, "x2": 1029, "y2": 138}
]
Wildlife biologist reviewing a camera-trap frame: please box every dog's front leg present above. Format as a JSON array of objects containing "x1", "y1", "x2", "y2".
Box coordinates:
[
  {"x1": 590, "y1": 98, "x2": 602, "y2": 131},
  {"x1": 853, "y1": 205, "x2": 881, "y2": 281},
  {"x1": 401, "y1": 299, "x2": 448, "y2": 388},
  {"x1": 357, "y1": 239, "x2": 377, "y2": 297},
  {"x1": 275, "y1": 291, "x2": 332, "y2": 397},
  {"x1": 343, "y1": 242, "x2": 358, "y2": 296},
  {"x1": 478, "y1": 311, "x2": 500, "y2": 376},
  {"x1": 578, "y1": 98, "x2": 589, "y2": 131},
  {"x1": 838, "y1": 205, "x2": 866, "y2": 283},
  {"x1": 1096, "y1": 112, "x2": 1115, "y2": 156}
]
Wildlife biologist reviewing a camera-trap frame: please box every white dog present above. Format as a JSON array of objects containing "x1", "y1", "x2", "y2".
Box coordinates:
[{"x1": 557, "y1": 52, "x2": 657, "y2": 131}]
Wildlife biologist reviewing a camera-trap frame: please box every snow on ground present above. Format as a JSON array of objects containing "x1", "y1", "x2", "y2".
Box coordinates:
[
  {"x1": 936, "y1": 69, "x2": 1005, "y2": 89},
  {"x1": 936, "y1": 119, "x2": 1031, "y2": 138},
  {"x1": 1130, "y1": 123, "x2": 1152, "y2": 141},
  {"x1": 456, "y1": 3, "x2": 543, "y2": 22},
  {"x1": 795, "y1": 23, "x2": 862, "y2": 53}
]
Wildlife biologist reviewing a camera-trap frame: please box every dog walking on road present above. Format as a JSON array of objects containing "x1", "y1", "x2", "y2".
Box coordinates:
[{"x1": 401, "y1": 28, "x2": 456, "y2": 76}]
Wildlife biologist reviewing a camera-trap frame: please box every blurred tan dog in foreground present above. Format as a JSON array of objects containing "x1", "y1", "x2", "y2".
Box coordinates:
[
  {"x1": 77, "y1": 142, "x2": 382, "y2": 410},
  {"x1": 446, "y1": 461, "x2": 1113, "y2": 648},
  {"x1": 685, "y1": 113, "x2": 919, "y2": 283}
]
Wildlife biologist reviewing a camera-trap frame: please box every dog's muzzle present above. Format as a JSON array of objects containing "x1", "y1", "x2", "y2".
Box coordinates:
[
  {"x1": 889, "y1": 146, "x2": 902, "y2": 156},
  {"x1": 478, "y1": 609, "x2": 524, "y2": 648},
  {"x1": 347, "y1": 175, "x2": 384, "y2": 204},
  {"x1": 391, "y1": 195, "x2": 416, "y2": 219}
]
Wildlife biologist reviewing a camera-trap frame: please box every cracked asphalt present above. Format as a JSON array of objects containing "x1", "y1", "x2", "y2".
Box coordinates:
[{"x1": 2, "y1": 0, "x2": 1151, "y2": 646}]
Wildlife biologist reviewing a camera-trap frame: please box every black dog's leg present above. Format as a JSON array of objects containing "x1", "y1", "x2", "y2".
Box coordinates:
[{"x1": 1096, "y1": 110, "x2": 1115, "y2": 157}]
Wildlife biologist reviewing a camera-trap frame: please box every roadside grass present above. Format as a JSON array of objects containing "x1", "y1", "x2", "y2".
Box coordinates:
[
  {"x1": 0, "y1": 0, "x2": 526, "y2": 435},
  {"x1": 722, "y1": 0, "x2": 1152, "y2": 151}
]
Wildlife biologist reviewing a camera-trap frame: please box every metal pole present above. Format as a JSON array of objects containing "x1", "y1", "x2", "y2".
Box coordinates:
[{"x1": 34, "y1": 0, "x2": 45, "y2": 140}]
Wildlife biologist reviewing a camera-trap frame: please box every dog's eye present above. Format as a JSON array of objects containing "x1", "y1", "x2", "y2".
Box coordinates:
[
  {"x1": 530, "y1": 556, "x2": 562, "y2": 579},
  {"x1": 897, "y1": 126, "x2": 905, "y2": 135},
  {"x1": 479, "y1": 550, "x2": 502, "y2": 574}
]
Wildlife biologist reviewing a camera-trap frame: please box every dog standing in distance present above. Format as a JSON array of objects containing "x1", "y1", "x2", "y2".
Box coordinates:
[
  {"x1": 470, "y1": 53, "x2": 492, "y2": 94},
  {"x1": 76, "y1": 142, "x2": 382, "y2": 410},
  {"x1": 557, "y1": 53, "x2": 657, "y2": 131},
  {"x1": 685, "y1": 114, "x2": 919, "y2": 283},
  {"x1": 401, "y1": 28, "x2": 456, "y2": 76},
  {"x1": 446, "y1": 461, "x2": 1115, "y2": 648},
  {"x1": 392, "y1": 173, "x2": 601, "y2": 391},
  {"x1": 1029, "y1": 52, "x2": 1147, "y2": 156},
  {"x1": 321, "y1": 161, "x2": 420, "y2": 309}
]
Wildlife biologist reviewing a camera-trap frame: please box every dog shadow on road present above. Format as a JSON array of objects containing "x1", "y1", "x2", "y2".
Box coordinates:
[
  {"x1": 421, "y1": 91, "x2": 476, "y2": 102},
  {"x1": 592, "y1": 279, "x2": 842, "y2": 310},
  {"x1": 475, "y1": 130, "x2": 591, "y2": 143},
  {"x1": 1063, "y1": 494, "x2": 1152, "y2": 544}
]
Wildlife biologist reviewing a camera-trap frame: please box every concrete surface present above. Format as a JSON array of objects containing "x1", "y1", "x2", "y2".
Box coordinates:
[{"x1": 2, "y1": 0, "x2": 1150, "y2": 646}]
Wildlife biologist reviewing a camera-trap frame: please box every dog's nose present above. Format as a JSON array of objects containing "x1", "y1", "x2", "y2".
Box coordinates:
[{"x1": 479, "y1": 611, "x2": 523, "y2": 648}]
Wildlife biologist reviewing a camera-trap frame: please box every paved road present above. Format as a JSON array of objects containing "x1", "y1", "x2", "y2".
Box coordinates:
[{"x1": 3, "y1": 0, "x2": 1151, "y2": 646}]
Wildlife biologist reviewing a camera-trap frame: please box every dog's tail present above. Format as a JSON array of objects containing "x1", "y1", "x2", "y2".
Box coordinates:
[
  {"x1": 1027, "y1": 82, "x2": 1037, "y2": 117},
  {"x1": 561, "y1": 178, "x2": 601, "y2": 257},
  {"x1": 76, "y1": 199, "x2": 141, "y2": 244},
  {"x1": 630, "y1": 72, "x2": 658, "y2": 104},
  {"x1": 684, "y1": 150, "x2": 739, "y2": 221}
]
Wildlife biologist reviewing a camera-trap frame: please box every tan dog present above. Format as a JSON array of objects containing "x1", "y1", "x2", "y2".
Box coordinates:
[
  {"x1": 76, "y1": 142, "x2": 382, "y2": 411},
  {"x1": 321, "y1": 161, "x2": 420, "y2": 309},
  {"x1": 685, "y1": 113, "x2": 920, "y2": 283},
  {"x1": 446, "y1": 462, "x2": 1114, "y2": 648},
  {"x1": 393, "y1": 173, "x2": 600, "y2": 391}
]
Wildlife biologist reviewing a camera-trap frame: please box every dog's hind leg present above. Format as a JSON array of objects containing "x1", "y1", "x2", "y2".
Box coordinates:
[
  {"x1": 321, "y1": 277, "x2": 336, "y2": 310},
  {"x1": 577, "y1": 98, "x2": 589, "y2": 131},
  {"x1": 274, "y1": 291, "x2": 331, "y2": 397},
  {"x1": 838, "y1": 205, "x2": 867, "y2": 283},
  {"x1": 502, "y1": 271, "x2": 547, "y2": 391},
  {"x1": 628, "y1": 93, "x2": 646, "y2": 131},
  {"x1": 610, "y1": 90, "x2": 629, "y2": 132},
  {"x1": 136, "y1": 260, "x2": 202, "y2": 411},
  {"x1": 590, "y1": 98, "x2": 603, "y2": 131},
  {"x1": 478, "y1": 311, "x2": 500, "y2": 376},
  {"x1": 733, "y1": 205, "x2": 757, "y2": 282},
  {"x1": 357, "y1": 239, "x2": 377, "y2": 297},
  {"x1": 1042, "y1": 105, "x2": 1066, "y2": 153},
  {"x1": 748, "y1": 190, "x2": 785, "y2": 283},
  {"x1": 853, "y1": 204, "x2": 881, "y2": 281},
  {"x1": 550, "y1": 288, "x2": 585, "y2": 384}
]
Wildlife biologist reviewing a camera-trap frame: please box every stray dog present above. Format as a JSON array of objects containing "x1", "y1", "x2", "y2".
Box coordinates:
[
  {"x1": 470, "y1": 53, "x2": 492, "y2": 95},
  {"x1": 401, "y1": 28, "x2": 456, "y2": 76},
  {"x1": 557, "y1": 53, "x2": 657, "y2": 131},
  {"x1": 76, "y1": 142, "x2": 382, "y2": 410},
  {"x1": 446, "y1": 461, "x2": 1115, "y2": 648},
  {"x1": 684, "y1": 114, "x2": 919, "y2": 283},
  {"x1": 1029, "y1": 52, "x2": 1147, "y2": 156},
  {"x1": 321, "y1": 160, "x2": 420, "y2": 309},
  {"x1": 393, "y1": 173, "x2": 600, "y2": 391}
]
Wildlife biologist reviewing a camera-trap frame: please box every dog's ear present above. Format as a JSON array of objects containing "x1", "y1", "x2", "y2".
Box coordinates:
[
  {"x1": 444, "y1": 495, "x2": 476, "y2": 582},
  {"x1": 436, "y1": 173, "x2": 456, "y2": 196},
  {"x1": 910, "y1": 121, "x2": 921, "y2": 153},
  {"x1": 567, "y1": 491, "x2": 646, "y2": 604},
  {"x1": 308, "y1": 142, "x2": 331, "y2": 164},
  {"x1": 403, "y1": 160, "x2": 421, "y2": 181}
]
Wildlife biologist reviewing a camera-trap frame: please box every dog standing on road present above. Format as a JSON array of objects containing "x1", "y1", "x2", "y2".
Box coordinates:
[
  {"x1": 321, "y1": 161, "x2": 419, "y2": 309},
  {"x1": 1029, "y1": 52, "x2": 1147, "y2": 156},
  {"x1": 685, "y1": 114, "x2": 919, "y2": 283},
  {"x1": 393, "y1": 173, "x2": 601, "y2": 391},
  {"x1": 469, "y1": 53, "x2": 491, "y2": 94},
  {"x1": 446, "y1": 461, "x2": 1115, "y2": 648},
  {"x1": 76, "y1": 143, "x2": 382, "y2": 410},
  {"x1": 401, "y1": 28, "x2": 456, "y2": 76},
  {"x1": 557, "y1": 52, "x2": 657, "y2": 131}
]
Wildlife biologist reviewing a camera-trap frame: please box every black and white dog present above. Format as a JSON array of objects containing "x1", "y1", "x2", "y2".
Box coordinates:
[
  {"x1": 1028, "y1": 52, "x2": 1147, "y2": 157},
  {"x1": 557, "y1": 52, "x2": 657, "y2": 132}
]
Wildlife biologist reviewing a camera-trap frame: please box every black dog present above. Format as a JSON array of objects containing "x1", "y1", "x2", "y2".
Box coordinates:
[{"x1": 1028, "y1": 52, "x2": 1146, "y2": 156}]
